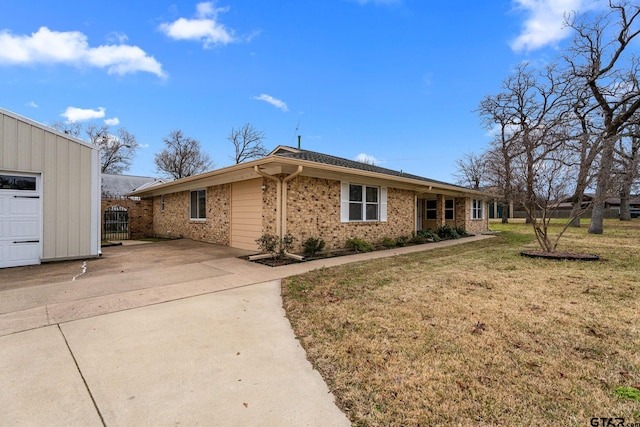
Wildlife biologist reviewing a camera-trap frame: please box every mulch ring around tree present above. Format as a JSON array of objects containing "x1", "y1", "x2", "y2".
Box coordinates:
[{"x1": 520, "y1": 250, "x2": 600, "y2": 261}]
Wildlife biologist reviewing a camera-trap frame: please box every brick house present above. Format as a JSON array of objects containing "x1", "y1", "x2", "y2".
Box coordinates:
[{"x1": 129, "y1": 146, "x2": 489, "y2": 251}]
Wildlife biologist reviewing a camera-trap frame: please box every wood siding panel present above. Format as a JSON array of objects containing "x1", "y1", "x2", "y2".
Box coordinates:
[{"x1": 231, "y1": 179, "x2": 262, "y2": 250}]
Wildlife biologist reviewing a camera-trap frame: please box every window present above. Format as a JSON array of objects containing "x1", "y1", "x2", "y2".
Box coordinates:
[
  {"x1": 472, "y1": 199, "x2": 484, "y2": 219},
  {"x1": 341, "y1": 182, "x2": 387, "y2": 222},
  {"x1": 0, "y1": 175, "x2": 36, "y2": 191},
  {"x1": 445, "y1": 199, "x2": 454, "y2": 220},
  {"x1": 160, "y1": 195, "x2": 165, "y2": 212},
  {"x1": 190, "y1": 189, "x2": 206, "y2": 220},
  {"x1": 425, "y1": 200, "x2": 437, "y2": 219},
  {"x1": 348, "y1": 184, "x2": 379, "y2": 221}
]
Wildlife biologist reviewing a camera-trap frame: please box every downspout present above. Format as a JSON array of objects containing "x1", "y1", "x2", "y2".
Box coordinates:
[{"x1": 253, "y1": 165, "x2": 303, "y2": 240}]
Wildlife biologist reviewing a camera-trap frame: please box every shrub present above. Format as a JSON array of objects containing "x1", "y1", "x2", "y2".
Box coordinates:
[
  {"x1": 410, "y1": 233, "x2": 427, "y2": 244},
  {"x1": 395, "y1": 235, "x2": 409, "y2": 247},
  {"x1": 256, "y1": 234, "x2": 295, "y2": 260},
  {"x1": 303, "y1": 237, "x2": 325, "y2": 257},
  {"x1": 346, "y1": 237, "x2": 373, "y2": 253},
  {"x1": 437, "y1": 225, "x2": 460, "y2": 240},
  {"x1": 455, "y1": 226, "x2": 470, "y2": 237},
  {"x1": 417, "y1": 229, "x2": 441, "y2": 242},
  {"x1": 381, "y1": 237, "x2": 397, "y2": 249}
]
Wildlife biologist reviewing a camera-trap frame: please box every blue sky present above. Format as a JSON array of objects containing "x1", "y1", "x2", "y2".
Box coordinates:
[{"x1": 0, "y1": 0, "x2": 601, "y2": 182}]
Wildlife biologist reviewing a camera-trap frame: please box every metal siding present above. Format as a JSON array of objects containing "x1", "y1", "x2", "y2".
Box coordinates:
[
  {"x1": 0, "y1": 110, "x2": 100, "y2": 264},
  {"x1": 42, "y1": 131, "x2": 57, "y2": 260},
  {"x1": 30, "y1": 126, "x2": 44, "y2": 172},
  {"x1": 67, "y1": 141, "x2": 81, "y2": 257},
  {"x1": 2, "y1": 115, "x2": 18, "y2": 170},
  {"x1": 231, "y1": 179, "x2": 262, "y2": 250},
  {"x1": 17, "y1": 121, "x2": 31, "y2": 169},
  {"x1": 55, "y1": 135, "x2": 69, "y2": 257}
]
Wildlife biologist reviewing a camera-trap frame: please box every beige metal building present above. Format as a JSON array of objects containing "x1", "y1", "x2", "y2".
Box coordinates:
[{"x1": 0, "y1": 107, "x2": 101, "y2": 268}]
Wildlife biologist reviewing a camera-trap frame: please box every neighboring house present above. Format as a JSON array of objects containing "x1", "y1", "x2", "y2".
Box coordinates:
[
  {"x1": 101, "y1": 174, "x2": 167, "y2": 241},
  {"x1": 129, "y1": 146, "x2": 489, "y2": 252},
  {"x1": 0, "y1": 107, "x2": 101, "y2": 268}
]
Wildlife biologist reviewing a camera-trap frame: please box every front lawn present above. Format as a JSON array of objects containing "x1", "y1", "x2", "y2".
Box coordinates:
[{"x1": 282, "y1": 220, "x2": 640, "y2": 426}]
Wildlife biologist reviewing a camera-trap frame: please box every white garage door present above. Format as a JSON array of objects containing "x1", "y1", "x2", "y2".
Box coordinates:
[{"x1": 0, "y1": 173, "x2": 42, "y2": 268}]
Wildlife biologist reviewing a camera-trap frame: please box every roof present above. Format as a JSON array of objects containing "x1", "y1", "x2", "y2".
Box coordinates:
[
  {"x1": 128, "y1": 145, "x2": 486, "y2": 198},
  {"x1": 270, "y1": 146, "x2": 470, "y2": 191},
  {"x1": 102, "y1": 174, "x2": 168, "y2": 198}
]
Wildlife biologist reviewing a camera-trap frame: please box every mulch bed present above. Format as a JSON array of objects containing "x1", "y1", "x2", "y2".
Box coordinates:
[{"x1": 520, "y1": 250, "x2": 600, "y2": 261}]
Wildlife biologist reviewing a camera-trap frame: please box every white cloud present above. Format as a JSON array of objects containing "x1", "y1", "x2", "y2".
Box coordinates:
[
  {"x1": 510, "y1": 0, "x2": 599, "y2": 52},
  {"x1": 355, "y1": 153, "x2": 378, "y2": 165},
  {"x1": 104, "y1": 117, "x2": 120, "y2": 126},
  {"x1": 26, "y1": 101, "x2": 38, "y2": 108},
  {"x1": 253, "y1": 94, "x2": 288, "y2": 112},
  {"x1": 0, "y1": 27, "x2": 165, "y2": 77},
  {"x1": 159, "y1": 2, "x2": 235, "y2": 48},
  {"x1": 61, "y1": 106, "x2": 105, "y2": 123}
]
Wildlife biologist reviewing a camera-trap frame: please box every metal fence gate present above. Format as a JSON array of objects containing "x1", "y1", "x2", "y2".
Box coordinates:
[{"x1": 103, "y1": 206, "x2": 129, "y2": 240}]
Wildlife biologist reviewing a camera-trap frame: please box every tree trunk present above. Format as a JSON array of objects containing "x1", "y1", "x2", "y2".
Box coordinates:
[
  {"x1": 589, "y1": 137, "x2": 616, "y2": 234},
  {"x1": 501, "y1": 200, "x2": 509, "y2": 223},
  {"x1": 619, "y1": 189, "x2": 631, "y2": 221}
]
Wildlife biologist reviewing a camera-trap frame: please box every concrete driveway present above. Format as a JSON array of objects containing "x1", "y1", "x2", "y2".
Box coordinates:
[{"x1": 0, "y1": 239, "x2": 351, "y2": 426}]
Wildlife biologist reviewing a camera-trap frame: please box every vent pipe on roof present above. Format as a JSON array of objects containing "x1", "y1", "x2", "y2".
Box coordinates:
[{"x1": 297, "y1": 135, "x2": 301, "y2": 149}]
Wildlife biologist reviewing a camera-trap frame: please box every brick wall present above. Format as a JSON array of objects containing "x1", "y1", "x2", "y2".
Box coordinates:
[
  {"x1": 283, "y1": 176, "x2": 416, "y2": 251},
  {"x1": 101, "y1": 198, "x2": 154, "y2": 239},
  {"x1": 152, "y1": 184, "x2": 231, "y2": 245},
  {"x1": 466, "y1": 199, "x2": 490, "y2": 235}
]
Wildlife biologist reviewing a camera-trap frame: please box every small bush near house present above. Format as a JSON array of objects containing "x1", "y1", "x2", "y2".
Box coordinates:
[
  {"x1": 437, "y1": 224, "x2": 461, "y2": 239},
  {"x1": 456, "y1": 226, "x2": 470, "y2": 237},
  {"x1": 381, "y1": 237, "x2": 397, "y2": 249},
  {"x1": 256, "y1": 234, "x2": 295, "y2": 260},
  {"x1": 395, "y1": 235, "x2": 409, "y2": 247},
  {"x1": 346, "y1": 238, "x2": 373, "y2": 253},
  {"x1": 409, "y1": 233, "x2": 427, "y2": 244},
  {"x1": 417, "y1": 229, "x2": 441, "y2": 242},
  {"x1": 303, "y1": 237, "x2": 325, "y2": 258}
]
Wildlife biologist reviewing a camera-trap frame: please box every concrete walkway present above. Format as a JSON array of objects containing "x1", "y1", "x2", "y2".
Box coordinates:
[{"x1": 0, "y1": 235, "x2": 493, "y2": 426}]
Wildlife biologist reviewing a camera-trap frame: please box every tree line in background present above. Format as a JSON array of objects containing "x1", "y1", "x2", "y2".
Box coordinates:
[
  {"x1": 455, "y1": 1, "x2": 640, "y2": 251},
  {"x1": 53, "y1": 121, "x2": 268, "y2": 180}
]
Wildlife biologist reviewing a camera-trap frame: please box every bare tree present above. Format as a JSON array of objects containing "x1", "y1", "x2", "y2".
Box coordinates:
[
  {"x1": 453, "y1": 152, "x2": 487, "y2": 190},
  {"x1": 228, "y1": 123, "x2": 267, "y2": 164},
  {"x1": 51, "y1": 120, "x2": 82, "y2": 137},
  {"x1": 563, "y1": 1, "x2": 640, "y2": 234},
  {"x1": 86, "y1": 124, "x2": 140, "y2": 174},
  {"x1": 560, "y1": 82, "x2": 603, "y2": 227},
  {"x1": 479, "y1": 63, "x2": 582, "y2": 251},
  {"x1": 155, "y1": 130, "x2": 213, "y2": 179},
  {"x1": 52, "y1": 121, "x2": 139, "y2": 174},
  {"x1": 615, "y1": 123, "x2": 640, "y2": 220}
]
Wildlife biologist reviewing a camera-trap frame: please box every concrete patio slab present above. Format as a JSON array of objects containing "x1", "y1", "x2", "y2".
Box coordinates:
[
  {"x1": 60, "y1": 280, "x2": 350, "y2": 427},
  {"x1": 0, "y1": 326, "x2": 103, "y2": 427}
]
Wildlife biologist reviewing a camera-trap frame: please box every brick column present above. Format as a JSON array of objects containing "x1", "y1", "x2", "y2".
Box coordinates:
[{"x1": 436, "y1": 194, "x2": 446, "y2": 227}]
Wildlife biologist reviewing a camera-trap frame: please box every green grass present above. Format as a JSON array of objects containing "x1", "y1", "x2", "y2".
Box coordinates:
[{"x1": 282, "y1": 220, "x2": 640, "y2": 426}]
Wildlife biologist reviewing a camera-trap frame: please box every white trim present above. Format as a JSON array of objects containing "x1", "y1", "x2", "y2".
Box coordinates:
[
  {"x1": 471, "y1": 199, "x2": 484, "y2": 220},
  {"x1": 90, "y1": 150, "x2": 101, "y2": 256},
  {"x1": 380, "y1": 187, "x2": 387, "y2": 222},
  {"x1": 340, "y1": 182, "x2": 350, "y2": 223},
  {"x1": 189, "y1": 189, "x2": 207, "y2": 220}
]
